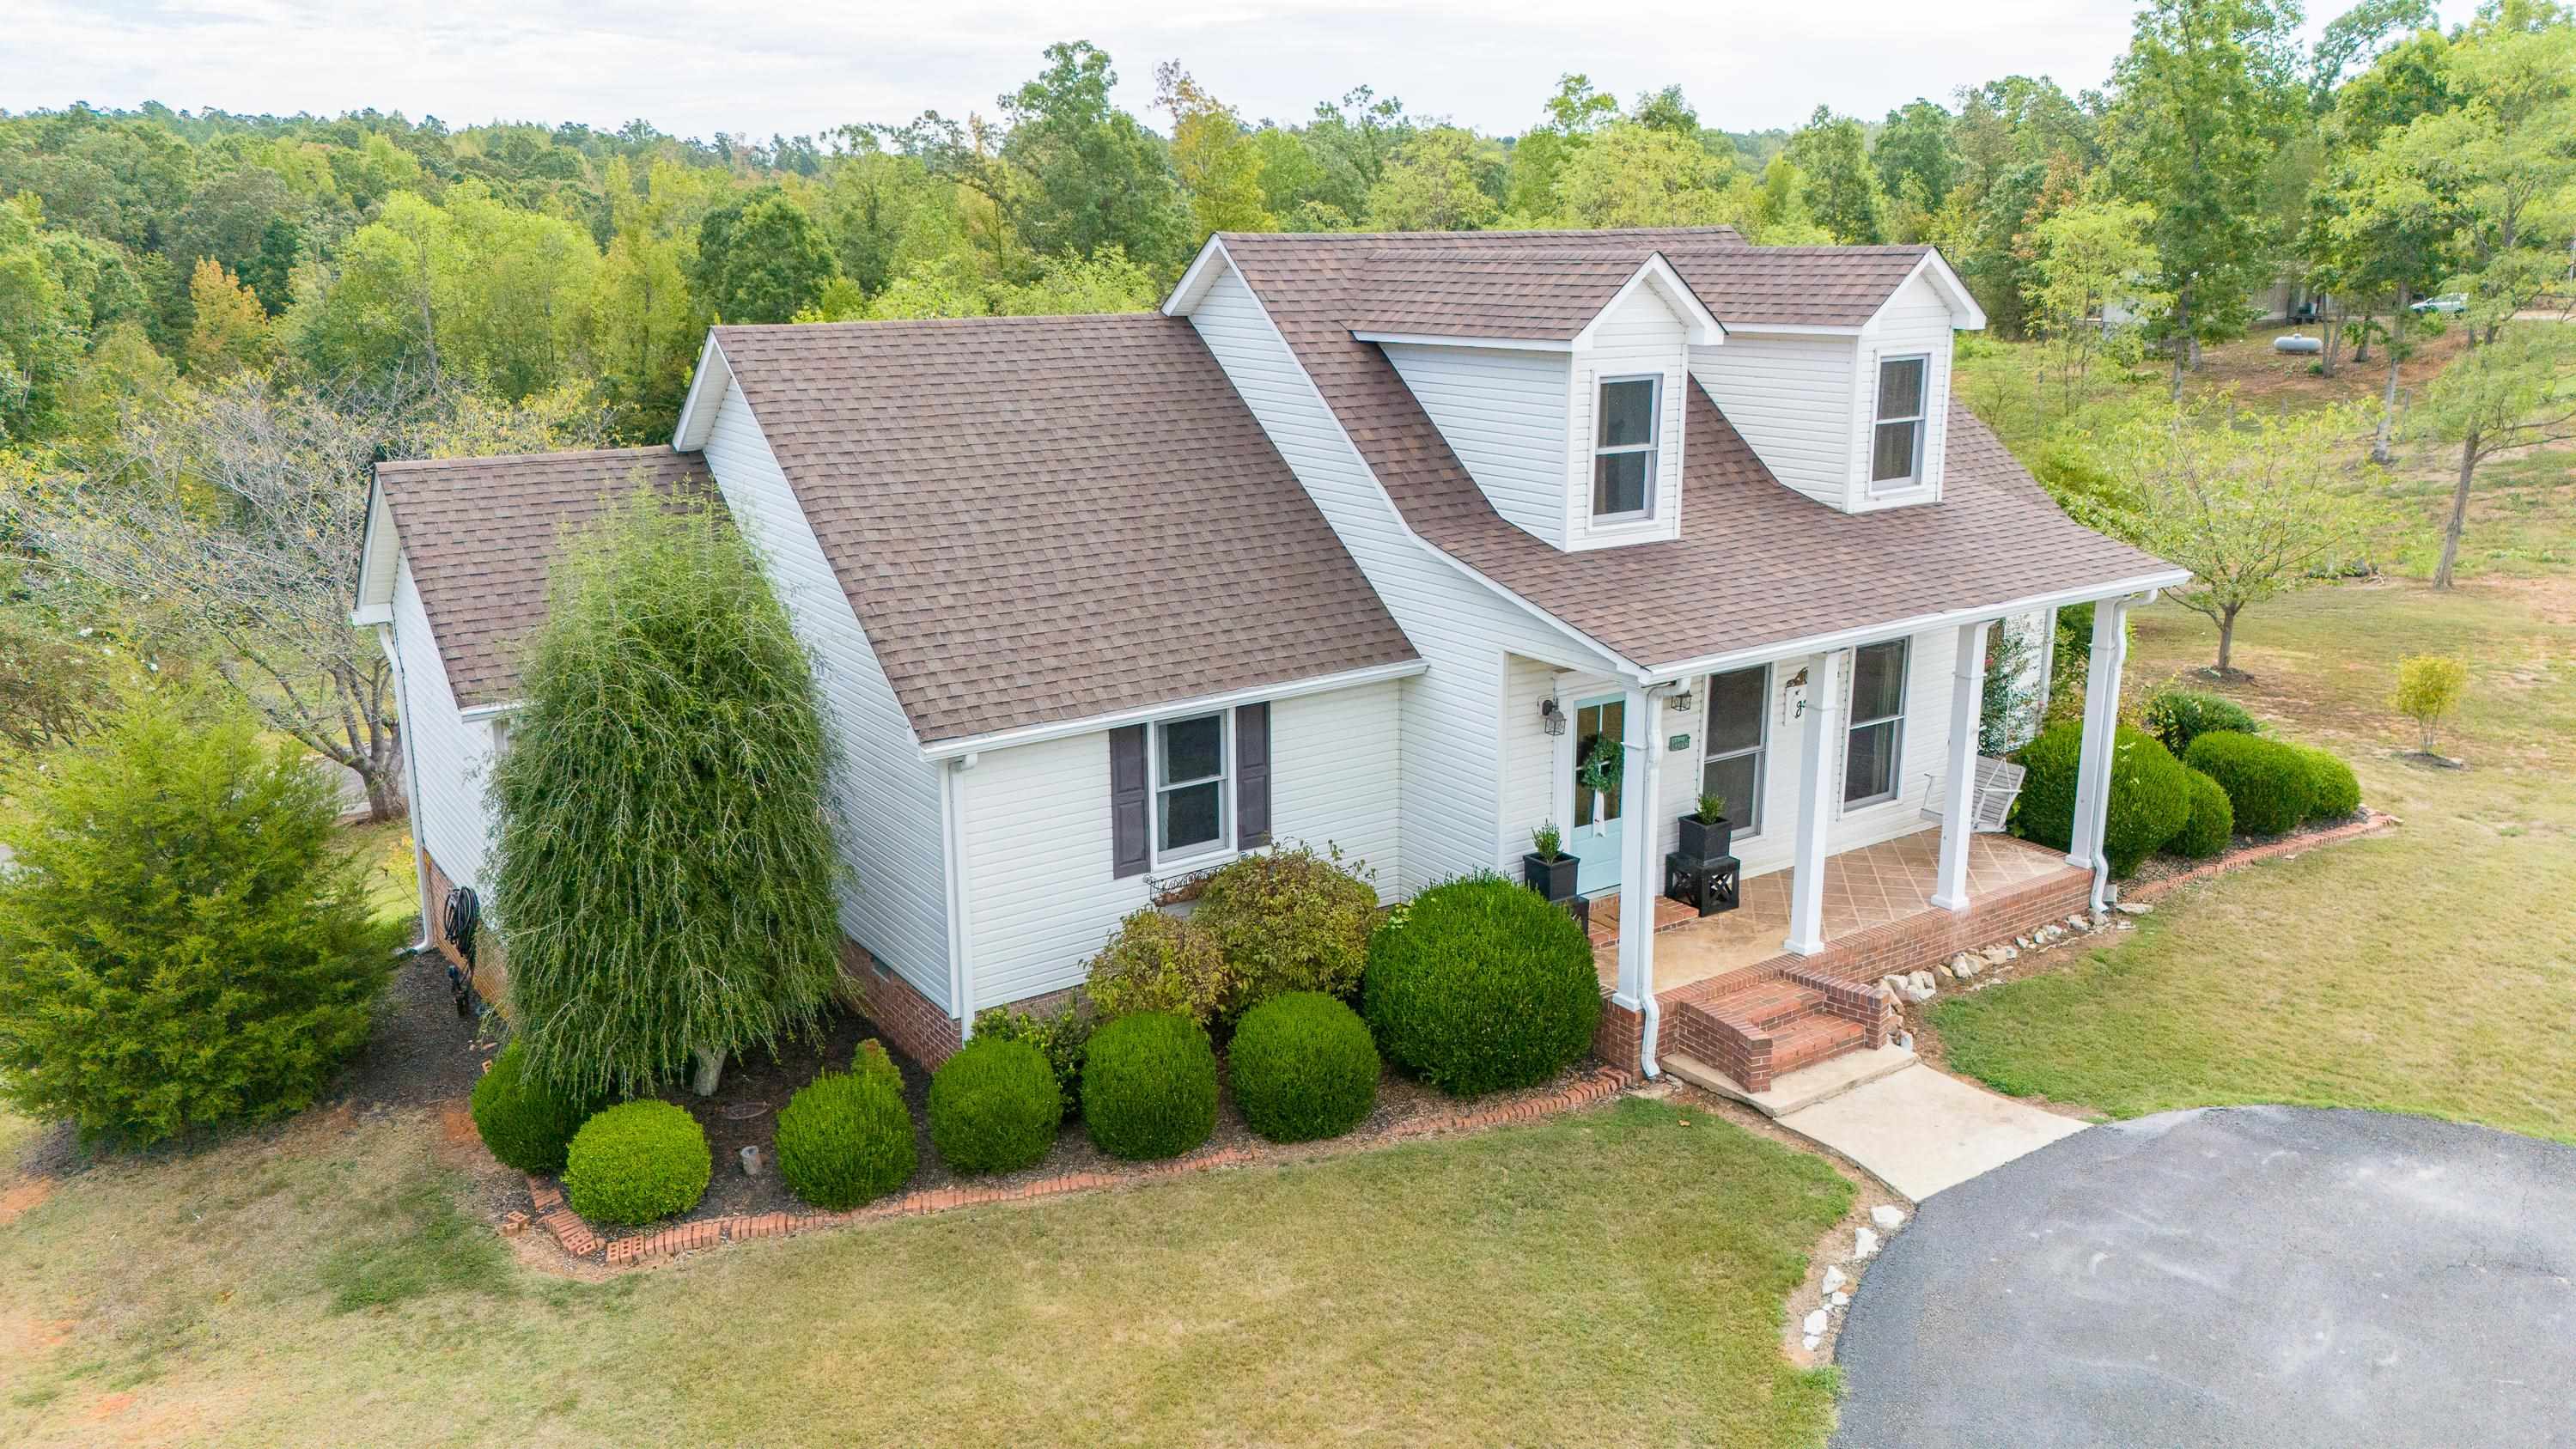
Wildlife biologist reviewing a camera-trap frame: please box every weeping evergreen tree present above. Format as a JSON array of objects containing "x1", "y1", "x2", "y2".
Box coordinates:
[{"x1": 491, "y1": 490, "x2": 843, "y2": 1100}]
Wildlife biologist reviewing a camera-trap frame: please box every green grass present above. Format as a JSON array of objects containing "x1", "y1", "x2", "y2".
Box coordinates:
[
  {"x1": 1935, "y1": 575, "x2": 2576, "y2": 1144},
  {"x1": 0, "y1": 1097, "x2": 1850, "y2": 1447}
]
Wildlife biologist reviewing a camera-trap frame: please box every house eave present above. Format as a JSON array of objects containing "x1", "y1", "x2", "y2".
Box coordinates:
[
  {"x1": 1635, "y1": 567, "x2": 2190, "y2": 684},
  {"x1": 915, "y1": 659, "x2": 1428, "y2": 762},
  {"x1": 1352, "y1": 331, "x2": 1573, "y2": 353}
]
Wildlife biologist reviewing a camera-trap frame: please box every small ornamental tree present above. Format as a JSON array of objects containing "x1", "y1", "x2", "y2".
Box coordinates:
[
  {"x1": 2392, "y1": 654, "x2": 2469, "y2": 756},
  {"x1": 491, "y1": 492, "x2": 844, "y2": 1101},
  {"x1": 0, "y1": 689, "x2": 386, "y2": 1145},
  {"x1": 2084, "y1": 401, "x2": 2390, "y2": 675}
]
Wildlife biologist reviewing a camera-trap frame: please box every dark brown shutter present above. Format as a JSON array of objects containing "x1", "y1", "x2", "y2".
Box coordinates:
[
  {"x1": 1110, "y1": 725, "x2": 1149, "y2": 879},
  {"x1": 1234, "y1": 702, "x2": 1271, "y2": 849}
]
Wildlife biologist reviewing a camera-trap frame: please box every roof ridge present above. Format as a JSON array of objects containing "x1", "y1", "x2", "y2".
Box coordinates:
[
  {"x1": 374, "y1": 445, "x2": 697, "y2": 474},
  {"x1": 715, "y1": 312, "x2": 1176, "y2": 338}
]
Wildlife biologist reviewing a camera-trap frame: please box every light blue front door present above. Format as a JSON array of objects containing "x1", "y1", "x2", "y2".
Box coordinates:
[{"x1": 1568, "y1": 694, "x2": 1628, "y2": 896}]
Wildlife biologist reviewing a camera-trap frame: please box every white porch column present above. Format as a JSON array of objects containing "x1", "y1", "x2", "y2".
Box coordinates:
[
  {"x1": 1930, "y1": 619, "x2": 1993, "y2": 912},
  {"x1": 1613, "y1": 684, "x2": 1665, "y2": 1009},
  {"x1": 2065, "y1": 598, "x2": 2133, "y2": 874},
  {"x1": 1783, "y1": 649, "x2": 1848, "y2": 957}
]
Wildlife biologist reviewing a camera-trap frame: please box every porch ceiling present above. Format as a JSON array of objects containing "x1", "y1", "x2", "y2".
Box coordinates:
[{"x1": 1589, "y1": 830, "x2": 2076, "y2": 995}]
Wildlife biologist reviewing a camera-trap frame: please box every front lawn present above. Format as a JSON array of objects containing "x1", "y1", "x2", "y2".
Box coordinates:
[
  {"x1": 0, "y1": 1095, "x2": 1849, "y2": 1447},
  {"x1": 1934, "y1": 574, "x2": 2576, "y2": 1145}
]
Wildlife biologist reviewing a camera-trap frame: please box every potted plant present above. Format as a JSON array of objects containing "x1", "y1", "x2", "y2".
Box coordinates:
[
  {"x1": 1678, "y1": 789, "x2": 1732, "y2": 863},
  {"x1": 1522, "y1": 821, "x2": 1578, "y2": 904}
]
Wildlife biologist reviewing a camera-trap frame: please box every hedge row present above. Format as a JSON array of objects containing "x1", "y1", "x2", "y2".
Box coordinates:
[{"x1": 2013, "y1": 714, "x2": 2360, "y2": 875}]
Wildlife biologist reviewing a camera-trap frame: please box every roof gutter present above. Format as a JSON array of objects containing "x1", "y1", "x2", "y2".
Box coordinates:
[
  {"x1": 1633, "y1": 569, "x2": 2190, "y2": 686},
  {"x1": 917, "y1": 659, "x2": 1426, "y2": 762}
]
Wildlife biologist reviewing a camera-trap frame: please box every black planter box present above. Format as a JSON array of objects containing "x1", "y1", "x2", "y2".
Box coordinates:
[
  {"x1": 1523, "y1": 851, "x2": 1579, "y2": 902},
  {"x1": 1677, "y1": 814, "x2": 1733, "y2": 863}
]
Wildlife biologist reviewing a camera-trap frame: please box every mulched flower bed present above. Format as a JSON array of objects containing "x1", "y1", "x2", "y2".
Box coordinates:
[
  {"x1": 504, "y1": 998, "x2": 1623, "y2": 1260},
  {"x1": 2119, "y1": 807, "x2": 2396, "y2": 902}
]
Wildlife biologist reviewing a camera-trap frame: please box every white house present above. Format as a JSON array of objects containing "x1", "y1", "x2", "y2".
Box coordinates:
[{"x1": 356, "y1": 226, "x2": 2184, "y2": 1093}]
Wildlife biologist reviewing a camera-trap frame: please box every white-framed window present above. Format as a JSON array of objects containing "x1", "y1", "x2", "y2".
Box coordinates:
[
  {"x1": 1842, "y1": 639, "x2": 1909, "y2": 807},
  {"x1": 1870, "y1": 355, "x2": 1928, "y2": 491},
  {"x1": 1591, "y1": 374, "x2": 1661, "y2": 521},
  {"x1": 1154, "y1": 711, "x2": 1230, "y2": 861},
  {"x1": 1699, "y1": 664, "x2": 1769, "y2": 837}
]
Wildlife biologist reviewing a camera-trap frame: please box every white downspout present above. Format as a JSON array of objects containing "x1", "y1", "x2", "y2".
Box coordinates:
[
  {"x1": 1627, "y1": 680, "x2": 1679, "y2": 1080},
  {"x1": 376, "y1": 621, "x2": 433, "y2": 955},
  {"x1": 2086, "y1": 589, "x2": 2157, "y2": 915},
  {"x1": 942, "y1": 752, "x2": 978, "y2": 1039}
]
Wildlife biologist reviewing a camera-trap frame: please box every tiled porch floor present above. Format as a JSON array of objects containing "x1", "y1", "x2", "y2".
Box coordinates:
[{"x1": 1589, "y1": 829, "x2": 2074, "y2": 994}]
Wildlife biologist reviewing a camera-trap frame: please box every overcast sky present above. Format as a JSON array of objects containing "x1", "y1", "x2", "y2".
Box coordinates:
[{"x1": 10, "y1": 0, "x2": 2467, "y2": 142}]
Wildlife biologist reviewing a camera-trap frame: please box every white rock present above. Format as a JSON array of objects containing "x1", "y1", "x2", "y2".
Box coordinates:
[
  {"x1": 1948, "y1": 953, "x2": 1975, "y2": 973},
  {"x1": 1803, "y1": 1334, "x2": 1822, "y2": 1352},
  {"x1": 2067, "y1": 914, "x2": 2092, "y2": 932},
  {"x1": 2001, "y1": 945, "x2": 2020, "y2": 961},
  {"x1": 1871, "y1": 1204, "x2": 1908, "y2": 1231},
  {"x1": 1804, "y1": 1309, "x2": 1830, "y2": 1336},
  {"x1": 1907, "y1": 983, "x2": 1937, "y2": 1004},
  {"x1": 1955, "y1": 956, "x2": 1981, "y2": 978},
  {"x1": 1854, "y1": 1227, "x2": 1881, "y2": 1259},
  {"x1": 1822, "y1": 1265, "x2": 1848, "y2": 1294},
  {"x1": 2038, "y1": 923, "x2": 2065, "y2": 943},
  {"x1": 2116, "y1": 901, "x2": 2153, "y2": 915},
  {"x1": 1935, "y1": 963, "x2": 1957, "y2": 981},
  {"x1": 1831, "y1": 1291, "x2": 1851, "y2": 1307},
  {"x1": 1981, "y1": 947, "x2": 2013, "y2": 967}
]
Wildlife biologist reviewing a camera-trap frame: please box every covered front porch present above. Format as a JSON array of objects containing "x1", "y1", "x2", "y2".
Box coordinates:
[{"x1": 1587, "y1": 829, "x2": 2082, "y2": 996}]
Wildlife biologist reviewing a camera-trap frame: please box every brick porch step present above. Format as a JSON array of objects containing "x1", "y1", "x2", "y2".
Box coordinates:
[
  {"x1": 1770, "y1": 1012, "x2": 1867, "y2": 1077},
  {"x1": 1706, "y1": 977, "x2": 1828, "y2": 1033}
]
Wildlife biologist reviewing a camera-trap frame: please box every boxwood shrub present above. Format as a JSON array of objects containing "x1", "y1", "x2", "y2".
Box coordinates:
[
  {"x1": 2167, "y1": 769, "x2": 2235, "y2": 860},
  {"x1": 2009, "y1": 722, "x2": 2194, "y2": 877},
  {"x1": 928, "y1": 1036, "x2": 1060, "y2": 1174},
  {"x1": 1228, "y1": 991, "x2": 1379, "y2": 1143},
  {"x1": 1191, "y1": 843, "x2": 1379, "y2": 1018},
  {"x1": 1362, "y1": 874, "x2": 1599, "y2": 1097},
  {"x1": 2183, "y1": 731, "x2": 2317, "y2": 837},
  {"x1": 2141, "y1": 686, "x2": 2259, "y2": 758},
  {"x1": 775, "y1": 1068, "x2": 917, "y2": 1210},
  {"x1": 469, "y1": 1041, "x2": 594, "y2": 1175},
  {"x1": 1081, "y1": 1012, "x2": 1218, "y2": 1161},
  {"x1": 969, "y1": 1005, "x2": 1090, "y2": 1123},
  {"x1": 2297, "y1": 745, "x2": 2361, "y2": 820},
  {"x1": 563, "y1": 1099, "x2": 712, "y2": 1227}
]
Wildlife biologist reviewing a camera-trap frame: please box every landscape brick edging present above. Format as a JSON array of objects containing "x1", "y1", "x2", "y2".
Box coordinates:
[
  {"x1": 2122, "y1": 808, "x2": 2397, "y2": 907},
  {"x1": 526, "y1": 1065, "x2": 1638, "y2": 1269}
]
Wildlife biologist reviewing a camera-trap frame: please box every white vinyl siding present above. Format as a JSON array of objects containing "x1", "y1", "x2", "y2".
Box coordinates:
[
  {"x1": 956, "y1": 680, "x2": 1403, "y2": 1012},
  {"x1": 1853, "y1": 273, "x2": 1955, "y2": 508},
  {"x1": 1690, "y1": 333, "x2": 1860, "y2": 509},
  {"x1": 699, "y1": 374, "x2": 953, "y2": 1011},
  {"x1": 1189, "y1": 260, "x2": 1622, "y2": 893},
  {"x1": 1566, "y1": 284, "x2": 1687, "y2": 548},
  {"x1": 1381, "y1": 343, "x2": 1572, "y2": 548},
  {"x1": 389, "y1": 555, "x2": 497, "y2": 896}
]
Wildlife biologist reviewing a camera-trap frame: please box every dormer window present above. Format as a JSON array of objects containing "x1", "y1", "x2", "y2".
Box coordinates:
[
  {"x1": 1870, "y1": 356, "x2": 1927, "y2": 492},
  {"x1": 1592, "y1": 375, "x2": 1661, "y2": 521}
]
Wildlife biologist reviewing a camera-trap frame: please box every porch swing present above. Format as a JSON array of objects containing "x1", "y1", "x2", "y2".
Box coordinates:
[{"x1": 1918, "y1": 755, "x2": 2027, "y2": 834}]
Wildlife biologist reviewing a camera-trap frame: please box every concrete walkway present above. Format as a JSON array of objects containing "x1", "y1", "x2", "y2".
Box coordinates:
[{"x1": 1776, "y1": 1062, "x2": 2088, "y2": 1200}]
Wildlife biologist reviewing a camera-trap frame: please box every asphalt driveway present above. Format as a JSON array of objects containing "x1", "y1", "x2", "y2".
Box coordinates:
[{"x1": 1833, "y1": 1106, "x2": 2575, "y2": 1449}]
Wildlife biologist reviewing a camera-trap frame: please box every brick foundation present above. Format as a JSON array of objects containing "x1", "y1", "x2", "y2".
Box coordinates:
[
  {"x1": 421, "y1": 849, "x2": 508, "y2": 1009},
  {"x1": 837, "y1": 937, "x2": 962, "y2": 1068}
]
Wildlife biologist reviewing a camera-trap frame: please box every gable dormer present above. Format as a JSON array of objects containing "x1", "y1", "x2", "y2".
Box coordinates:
[
  {"x1": 1684, "y1": 248, "x2": 1982, "y2": 514},
  {"x1": 1355, "y1": 252, "x2": 1723, "y2": 552}
]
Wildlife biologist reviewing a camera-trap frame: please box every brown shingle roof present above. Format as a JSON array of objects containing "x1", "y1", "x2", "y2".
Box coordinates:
[
  {"x1": 1217, "y1": 229, "x2": 2178, "y2": 671},
  {"x1": 711, "y1": 314, "x2": 1417, "y2": 746},
  {"x1": 1347, "y1": 248, "x2": 1701, "y2": 340},
  {"x1": 374, "y1": 447, "x2": 717, "y2": 709}
]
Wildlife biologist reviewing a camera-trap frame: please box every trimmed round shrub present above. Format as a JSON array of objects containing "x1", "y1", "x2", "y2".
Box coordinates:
[
  {"x1": 2297, "y1": 745, "x2": 2361, "y2": 820},
  {"x1": 1362, "y1": 875, "x2": 1600, "y2": 1097},
  {"x1": 2141, "y1": 686, "x2": 2259, "y2": 758},
  {"x1": 1229, "y1": 992, "x2": 1380, "y2": 1143},
  {"x1": 470, "y1": 1041, "x2": 595, "y2": 1175},
  {"x1": 929, "y1": 1036, "x2": 1061, "y2": 1174},
  {"x1": 1084, "y1": 909, "x2": 1230, "y2": 1026},
  {"x1": 2167, "y1": 769, "x2": 2235, "y2": 860},
  {"x1": 2183, "y1": 730, "x2": 2317, "y2": 837},
  {"x1": 969, "y1": 1006, "x2": 1091, "y2": 1123},
  {"x1": 1191, "y1": 843, "x2": 1379, "y2": 1018},
  {"x1": 775, "y1": 1069, "x2": 917, "y2": 1210},
  {"x1": 563, "y1": 1100, "x2": 712, "y2": 1227},
  {"x1": 2008, "y1": 722, "x2": 2193, "y2": 877},
  {"x1": 1081, "y1": 1012, "x2": 1219, "y2": 1161}
]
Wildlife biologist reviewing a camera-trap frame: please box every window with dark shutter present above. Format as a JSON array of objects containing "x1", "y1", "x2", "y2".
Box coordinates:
[
  {"x1": 1234, "y1": 702, "x2": 1271, "y2": 849},
  {"x1": 1109, "y1": 724, "x2": 1149, "y2": 878}
]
